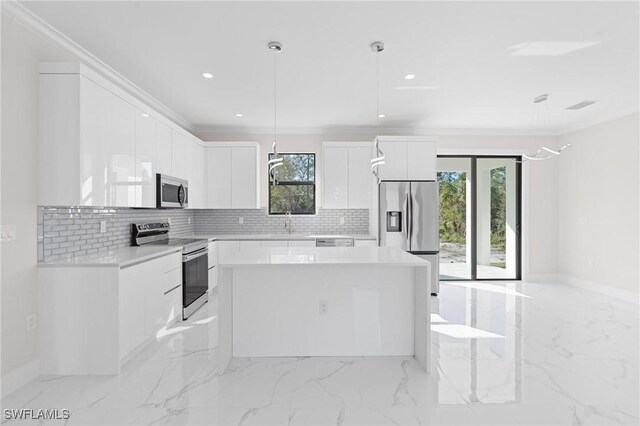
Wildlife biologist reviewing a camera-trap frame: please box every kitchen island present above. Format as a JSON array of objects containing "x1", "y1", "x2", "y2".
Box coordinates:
[{"x1": 217, "y1": 246, "x2": 432, "y2": 373}]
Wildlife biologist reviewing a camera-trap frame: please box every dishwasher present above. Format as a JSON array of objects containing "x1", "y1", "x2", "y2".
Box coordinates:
[{"x1": 315, "y1": 238, "x2": 354, "y2": 247}]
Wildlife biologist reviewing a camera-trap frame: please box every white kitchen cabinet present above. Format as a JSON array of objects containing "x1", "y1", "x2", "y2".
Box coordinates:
[
  {"x1": 407, "y1": 141, "x2": 437, "y2": 180},
  {"x1": 239, "y1": 240, "x2": 261, "y2": 250},
  {"x1": 231, "y1": 146, "x2": 259, "y2": 208},
  {"x1": 187, "y1": 140, "x2": 204, "y2": 208},
  {"x1": 156, "y1": 121, "x2": 172, "y2": 175},
  {"x1": 109, "y1": 94, "x2": 138, "y2": 207},
  {"x1": 205, "y1": 146, "x2": 232, "y2": 208},
  {"x1": 38, "y1": 62, "x2": 205, "y2": 208},
  {"x1": 288, "y1": 240, "x2": 316, "y2": 247},
  {"x1": 135, "y1": 111, "x2": 157, "y2": 208},
  {"x1": 204, "y1": 142, "x2": 260, "y2": 209},
  {"x1": 171, "y1": 130, "x2": 187, "y2": 179},
  {"x1": 375, "y1": 137, "x2": 437, "y2": 181},
  {"x1": 322, "y1": 142, "x2": 373, "y2": 209},
  {"x1": 348, "y1": 145, "x2": 373, "y2": 208},
  {"x1": 354, "y1": 239, "x2": 378, "y2": 247},
  {"x1": 323, "y1": 146, "x2": 349, "y2": 208},
  {"x1": 261, "y1": 240, "x2": 288, "y2": 248},
  {"x1": 377, "y1": 141, "x2": 408, "y2": 181},
  {"x1": 118, "y1": 264, "x2": 146, "y2": 359}
]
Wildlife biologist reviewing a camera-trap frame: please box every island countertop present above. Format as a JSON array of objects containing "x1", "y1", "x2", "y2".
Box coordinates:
[{"x1": 218, "y1": 246, "x2": 431, "y2": 267}]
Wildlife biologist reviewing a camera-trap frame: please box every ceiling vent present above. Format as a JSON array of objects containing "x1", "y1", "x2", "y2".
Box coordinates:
[{"x1": 566, "y1": 100, "x2": 598, "y2": 110}]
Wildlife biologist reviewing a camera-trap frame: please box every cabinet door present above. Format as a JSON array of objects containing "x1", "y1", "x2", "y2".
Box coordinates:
[
  {"x1": 231, "y1": 147, "x2": 258, "y2": 208},
  {"x1": 261, "y1": 240, "x2": 288, "y2": 248},
  {"x1": 323, "y1": 147, "x2": 349, "y2": 208},
  {"x1": 119, "y1": 266, "x2": 146, "y2": 359},
  {"x1": 171, "y1": 130, "x2": 187, "y2": 179},
  {"x1": 239, "y1": 241, "x2": 261, "y2": 250},
  {"x1": 109, "y1": 94, "x2": 137, "y2": 207},
  {"x1": 190, "y1": 141, "x2": 204, "y2": 208},
  {"x1": 288, "y1": 240, "x2": 316, "y2": 247},
  {"x1": 135, "y1": 111, "x2": 157, "y2": 208},
  {"x1": 204, "y1": 147, "x2": 232, "y2": 208},
  {"x1": 348, "y1": 146, "x2": 373, "y2": 208},
  {"x1": 354, "y1": 239, "x2": 377, "y2": 247},
  {"x1": 79, "y1": 77, "x2": 111, "y2": 207},
  {"x1": 156, "y1": 122, "x2": 172, "y2": 175},
  {"x1": 407, "y1": 142, "x2": 436, "y2": 181},
  {"x1": 377, "y1": 141, "x2": 407, "y2": 181}
]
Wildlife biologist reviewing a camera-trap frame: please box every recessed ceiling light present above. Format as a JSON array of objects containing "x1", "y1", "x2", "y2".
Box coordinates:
[
  {"x1": 404, "y1": 73, "x2": 416, "y2": 80},
  {"x1": 566, "y1": 100, "x2": 598, "y2": 110},
  {"x1": 378, "y1": 114, "x2": 386, "y2": 118},
  {"x1": 508, "y1": 41, "x2": 599, "y2": 56},
  {"x1": 235, "y1": 113, "x2": 243, "y2": 117},
  {"x1": 202, "y1": 72, "x2": 213, "y2": 79},
  {"x1": 141, "y1": 113, "x2": 150, "y2": 118}
]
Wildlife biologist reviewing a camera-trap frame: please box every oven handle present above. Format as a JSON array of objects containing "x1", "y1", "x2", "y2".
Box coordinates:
[{"x1": 182, "y1": 248, "x2": 208, "y2": 262}]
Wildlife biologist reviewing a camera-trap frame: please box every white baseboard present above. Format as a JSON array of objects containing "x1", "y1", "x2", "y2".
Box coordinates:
[
  {"x1": 1, "y1": 358, "x2": 40, "y2": 398},
  {"x1": 557, "y1": 274, "x2": 640, "y2": 305},
  {"x1": 524, "y1": 273, "x2": 558, "y2": 283}
]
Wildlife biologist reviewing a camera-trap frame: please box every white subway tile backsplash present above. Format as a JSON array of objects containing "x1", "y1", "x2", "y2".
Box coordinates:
[{"x1": 39, "y1": 207, "x2": 369, "y2": 262}]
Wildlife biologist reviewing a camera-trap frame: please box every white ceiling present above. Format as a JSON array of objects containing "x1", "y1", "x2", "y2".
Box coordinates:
[{"x1": 21, "y1": 1, "x2": 640, "y2": 134}]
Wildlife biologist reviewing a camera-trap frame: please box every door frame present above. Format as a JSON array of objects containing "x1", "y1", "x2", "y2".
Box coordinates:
[{"x1": 437, "y1": 155, "x2": 522, "y2": 281}]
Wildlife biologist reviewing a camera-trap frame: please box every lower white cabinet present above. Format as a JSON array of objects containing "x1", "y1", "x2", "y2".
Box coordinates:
[
  {"x1": 354, "y1": 239, "x2": 378, "y2": 247},
  {"x1": 287, "y1": 240, "x2": 316, "y2": 247},
  {"x1": 119, "y1": 252, "x2": 182, "y2": 360}
]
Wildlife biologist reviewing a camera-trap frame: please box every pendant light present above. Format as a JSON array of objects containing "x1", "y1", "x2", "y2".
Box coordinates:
[
  {"x1": 267, "y1": 41, "x2": 283, "y2": 184},
  {"x1": 370, "y1": 41, "x2": 386, "y2": 183},
  {"x1": 521, "y1": 94, "x2": 571, "y2": 162}
]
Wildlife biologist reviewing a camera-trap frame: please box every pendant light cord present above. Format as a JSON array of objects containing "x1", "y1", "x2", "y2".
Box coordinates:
[
  {"x1": 376, "y1": 47, "x2": 380, "y2": 134},
  {"x1": 274, "y1": 48, "x2": 277, "y2": 146}
]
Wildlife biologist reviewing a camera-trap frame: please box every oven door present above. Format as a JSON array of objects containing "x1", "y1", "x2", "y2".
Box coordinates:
[
  {"x1": 157, "y1": 174, "x2": 189, "y2": 208},
  {"x1": 182, "y1": 248, "x2": 208, "y2": 316}
]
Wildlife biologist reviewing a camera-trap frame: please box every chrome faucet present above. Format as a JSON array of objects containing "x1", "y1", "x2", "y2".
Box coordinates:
[{"x1": 284, "y1": 211, "x2": 293, "y2": 234}]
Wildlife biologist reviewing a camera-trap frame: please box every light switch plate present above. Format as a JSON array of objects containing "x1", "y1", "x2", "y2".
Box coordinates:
[
  {"x1": 238, "y1": 217, "x2": 244, "y2": 225},
  {"x1": 100, "y1": 221, "x2": 107, "y2": 233},
  {"x1": 340, "y1": 217, "x2": 345, "y2": 225}
]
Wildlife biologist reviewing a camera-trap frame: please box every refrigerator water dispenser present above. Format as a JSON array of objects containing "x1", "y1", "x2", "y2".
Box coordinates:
[{"x1": 386, "y1": 211, "x2": 402, "y2": 232}]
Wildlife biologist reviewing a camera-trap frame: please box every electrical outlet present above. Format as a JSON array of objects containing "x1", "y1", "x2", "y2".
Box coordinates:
[
  {"x1": 238, "y1": 217, "x2": 244, "y2": 225},
  {"x1": 588, "y1": 259, "x2": 595, "y2": 269},
  {"x1": 340, "y1": 217, "x2": 345, "y2": 225},
  {"x1": 26, "y1": 314, "x2": 37, "y2": 332},
  {"x1": 100, "y1": 221, "x2": 107, "y2": 233},
  {"x1": 319, "y1": 300, "x2": 328, "y2": 315},
  {"x1": 0, "y1": 224, "x2": 17, "y2": 242}
]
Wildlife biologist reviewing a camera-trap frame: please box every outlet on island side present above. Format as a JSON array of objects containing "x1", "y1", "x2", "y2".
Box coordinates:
[
  {"x1": 26, "y1": 314, "x2": 37, "y2": 332},
  {"x1": 319, "y1": 300, "x2": 328, "y2": 315}
]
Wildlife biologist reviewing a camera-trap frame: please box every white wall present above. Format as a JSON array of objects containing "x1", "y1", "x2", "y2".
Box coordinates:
[
  {"x1": 1, "y1": 15, "x2": 72, "y2": 378},
  {"x1": 558, "y1": 113, "x2": 640, "y2": 293}
]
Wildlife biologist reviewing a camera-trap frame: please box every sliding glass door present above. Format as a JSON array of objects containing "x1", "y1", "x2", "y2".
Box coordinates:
[{"x1": 437, "y1": 156, "x2": 521, "y2": 281}]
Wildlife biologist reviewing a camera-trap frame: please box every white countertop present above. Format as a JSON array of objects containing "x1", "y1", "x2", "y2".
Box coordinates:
[
  {"x1": 38, "y1": 245, "x2": 182, "y2": 268},
  {"x1": 189, "y1": 233, "x2": 377, "y2": 242},
  {"x1": 218, "y1": 246, "x2": 430, "y2": 267}
]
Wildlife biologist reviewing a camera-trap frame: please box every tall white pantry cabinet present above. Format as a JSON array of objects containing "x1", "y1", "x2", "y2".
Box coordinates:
[{"x1": 38, "y1": 62, "x2": 205, "y2": 208}]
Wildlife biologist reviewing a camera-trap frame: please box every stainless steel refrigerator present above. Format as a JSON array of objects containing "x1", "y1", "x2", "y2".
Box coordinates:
[{"x1": 379, "y1": 181, "x2": 440, "y2": 294}]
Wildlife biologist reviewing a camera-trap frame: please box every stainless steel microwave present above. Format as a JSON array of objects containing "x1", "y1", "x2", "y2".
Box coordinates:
[{"x1": 156, "y1": 174, "x2": 188, "y2": 208}]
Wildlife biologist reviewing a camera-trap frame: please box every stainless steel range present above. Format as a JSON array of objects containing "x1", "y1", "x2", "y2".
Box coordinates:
[{"x1": 132, "y1": 222, "x2": 208, "y2": 320}]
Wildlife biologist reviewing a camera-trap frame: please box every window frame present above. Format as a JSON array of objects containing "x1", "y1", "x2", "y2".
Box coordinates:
[{"x1": 268, "y1": 152, "x2": 317, "y2": 216}]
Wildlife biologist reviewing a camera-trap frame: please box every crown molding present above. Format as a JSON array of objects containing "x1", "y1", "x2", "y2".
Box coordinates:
[
  {"x1": 1, "y1": 0, "x2": 196, "y2": 133},
  {"x1": 193, "y1": 125, "x2": 559, "y2": 137}
]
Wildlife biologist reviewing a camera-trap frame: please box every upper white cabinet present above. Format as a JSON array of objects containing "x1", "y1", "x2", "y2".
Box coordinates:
[
  {"x1": 185, "y1": 138, "x2": 204, "y2": 208},
  {"x1": 170, "y1": 130, "x2": 187, "y2": 180},
  {"x1": 204, "y1": 142, "x2": 260, "y2": 209},
  {"x1": 155, "y1": 122, "x2": 172, "y2": 176},
  {"x1": 38, "y1": 62, "x2": 205, "y2": 208},
  {"x1": 376, "y1": 136, "x2": 437, "y2": 181},
  {"x1": 135, "y1": 111, "x2": 157, "y2": 208},
  {"x1": 322, "y1": 142, "x2": 373, "y2": 209}
]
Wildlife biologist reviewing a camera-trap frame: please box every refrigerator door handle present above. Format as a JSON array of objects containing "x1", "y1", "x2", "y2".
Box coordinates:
[
  {"x1": 403, "y1": 192, "x2": 410, "y2": 248},
  {"x1": 407, "y1": 192, "x2": 413, "y2": 245}
]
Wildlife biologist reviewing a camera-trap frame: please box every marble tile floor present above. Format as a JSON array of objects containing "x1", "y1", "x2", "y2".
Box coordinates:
[{"x1": 1, "y1": 280, "x2": 638, "y2": 425}]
